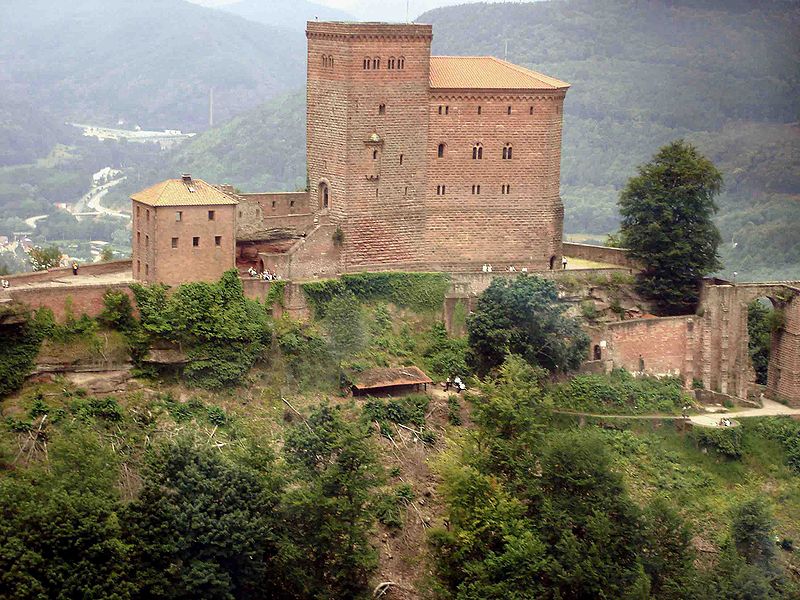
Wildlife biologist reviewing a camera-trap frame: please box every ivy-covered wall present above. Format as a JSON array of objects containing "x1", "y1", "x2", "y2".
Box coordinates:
[{"x1": 301, "y1": 272, "x2": 450, "y2": 316}]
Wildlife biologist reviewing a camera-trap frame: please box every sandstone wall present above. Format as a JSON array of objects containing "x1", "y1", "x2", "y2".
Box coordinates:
[
  {"x1": 9, "y1": 283, "x2": 134, "y2": 321},
  {"x1": 562, "y1": 242, "x2": 639, "y2": 268}
]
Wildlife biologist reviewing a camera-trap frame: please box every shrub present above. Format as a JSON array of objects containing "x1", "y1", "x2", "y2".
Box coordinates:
[
  {"x1": 692, "y1": 426, "x2": 743, "y2": 458},
  {"x1": 206, "y1": 405, "x2": 227, "y2": 426},
  {"x1": 550, "y1": 369, "x2": 688, "y2": 415},
  {"x1": 98, "y1": 289, "x2": 136, "y2": 332}
]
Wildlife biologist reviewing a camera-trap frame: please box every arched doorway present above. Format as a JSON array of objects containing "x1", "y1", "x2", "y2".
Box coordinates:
[
  {"x1": 747, "y1": 297, "x2": 777, "y2": 387},
  {"x1": 549, "y1": 255, "x2": 556, "y2": 270},
  {"x1": 318, "y1": 182, "x2": 329, "y2": 210}
]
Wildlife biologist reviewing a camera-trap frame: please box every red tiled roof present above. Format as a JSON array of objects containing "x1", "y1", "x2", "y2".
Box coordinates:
[
  {"x1": 131, "y1": 178, "x2": 238, "y2": 207},
  {"x1": 430, "y1": 56, "x2": 569, "y2": 91}
]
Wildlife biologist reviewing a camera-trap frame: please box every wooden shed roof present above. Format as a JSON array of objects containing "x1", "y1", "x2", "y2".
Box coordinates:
[{"x1": 352, "y1": 366, "x2": 433, "y2": 390}]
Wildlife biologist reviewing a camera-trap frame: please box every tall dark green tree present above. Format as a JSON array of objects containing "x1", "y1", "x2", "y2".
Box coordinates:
[
  {"x1": 279, "y1": 403, "x2": 382, "y2": 599},
  {"x1": 619, "y1": 140, "x2": 723, "y2": 315},
  {"x1": 124, "y1": 439, "x2": 281, "y2": 600},
  {"x1": 466, "y1": 275, "x2": 589, "y2": 375}
]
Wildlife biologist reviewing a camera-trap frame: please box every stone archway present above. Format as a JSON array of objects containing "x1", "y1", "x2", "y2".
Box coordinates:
[{"x1": 696, "y1": 281, "x2": 800, "y2": 405}]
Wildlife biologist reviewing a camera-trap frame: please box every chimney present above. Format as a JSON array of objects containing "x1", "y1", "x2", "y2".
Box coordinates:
[{"x1": 181, "y1": 173, "x2": 192, "y2": 184}]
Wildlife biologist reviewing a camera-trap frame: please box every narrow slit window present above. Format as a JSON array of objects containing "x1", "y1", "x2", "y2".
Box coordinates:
[
  {"x1": 437, "y1": 143, "x2": 445, "y2": 158},
  {"x1": 373, "y1": 149, "x2": 378, "y2": 160},
  {"x1": 507, "y1": 106, "x2": 512, "y2": 115},
  {"x1": 399, "y1": 154, "x2": 404, "y2": 165},
  {"x1": 530, "y1": 106, "x2": 534, "y2": 115},
  {"x1": 477, "y1": 106, "x2": 482, "y2": 114}
]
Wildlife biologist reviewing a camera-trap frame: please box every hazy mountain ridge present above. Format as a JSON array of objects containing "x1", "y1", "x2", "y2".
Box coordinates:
[
  {"x1": 0, "y1": 0, "x2": 305, "y2": 166},
  {"x1": 218, "y1": 0, "x2": 355, "y2": 30}
]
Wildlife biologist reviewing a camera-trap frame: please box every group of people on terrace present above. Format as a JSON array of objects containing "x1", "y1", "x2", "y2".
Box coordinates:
[{"x1": 247, "y1": 267, "x2": 282, "y2": 281}]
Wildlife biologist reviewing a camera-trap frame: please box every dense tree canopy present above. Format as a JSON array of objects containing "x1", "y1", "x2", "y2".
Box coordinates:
[
  {"x1": 466, "y1": 275, "x2": 589, "y2": 375},
  {"x1": 619, "y1": 141, "x2": 723, "y2": 314}
]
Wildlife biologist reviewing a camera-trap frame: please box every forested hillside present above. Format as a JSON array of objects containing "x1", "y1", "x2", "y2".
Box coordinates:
[
  {"x1": 420, "y1": 0, "x2": 800, "y2": 280},
  {"x1": 0, "y1": 0, "x2": 305, "y2": 165}
]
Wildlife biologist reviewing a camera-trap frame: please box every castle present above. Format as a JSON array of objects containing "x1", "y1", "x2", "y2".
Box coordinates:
[
  {"x1": 5, "y1": 22, "x2": 796, "y2": 407},
  {"x1": 131, "y1": 21, "x2": 569, "y2": 286}
]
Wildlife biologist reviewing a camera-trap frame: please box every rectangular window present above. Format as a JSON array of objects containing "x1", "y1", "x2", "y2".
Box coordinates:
[
  {"x1": 215, "y1": 235, "x2": 222, "y2": 247},
  {"x1": 208, "y1": 210, "x2": 215, "y2": 221},
  {"x1": 378, "y1": 104, "x2": 386, "y2": 115},
  {"x1": 530, "y1": 106, "x2": 534, "y2": 115},
  {"x1": 193, "y1": 237, "x2": 199, "y2": 247},
  {"x1": 137, "y1": 232, "x2": 140, "y2": 245},
  {"x1": 175, "y1": 211, "x2": 182, "y2": 221},
  {"x1": 145, "y1": 235, "x2": 149, "y2": 249},
  {"x1": 272, "y1": 200, "x2": 276, "y2": 208},
  {"x1": 507, "y1": 106, "x2": 512, "y2": 115},
  {"x1": 438, "y1": 106, "x2": 442, "y2": 115},
  {"x1": 171, "y1": 237, "x2": 178, "y2": 248},
  {"x1": 146, "y1": 209, "x2": 150, "y2": 222},
  {"x1": 145, "y1": 263, "x2": 149, "y2": 276},
  {"x1": 136, "y1": 260, "x2": 140, "y2": 275},
  {"x1": 445, "y1": 106, "x2": 449, "y2": 115},
  {"x1": 136, "y1": 206, "x2": 140, "y2": 218},
  {"x1": 477, "y1": 106, "x2": 482, "y2": 115}
]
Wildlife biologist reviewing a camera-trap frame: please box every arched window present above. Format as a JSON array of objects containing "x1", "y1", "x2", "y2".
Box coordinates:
[
  {"x1": 363, "y1": 58, "x2": 370, "y2": 70},
  {"x1": 437, "y1": 143, "x2": 445, "y2": 158},
  {"x1": 319, "y1": 182, "x2": 330, "y2": 210},
  {"x1": 502, "y1": 144, "x2": 512, "y2": 160},
  {"x1": 472, "y1": 143, "x2": 483, "y2": 160},
  {"x1": 322, "y1": 54, "x2": 327, "y2": 67},
  {"x1": 388, "y1": 57, "x2": 396, "y2": 69},
  {"x1": 398, "y1": 57, "x2": 405, "y2": 69},
  {"x1": 378, "y1": 104, "x2": 386, "y2": 115},
  {"x1": 329, "y1": 56, "x2": 334, "y2": 68},
  {"x1": 373, "y1": 57, "x2": 380, "y2": 69}
]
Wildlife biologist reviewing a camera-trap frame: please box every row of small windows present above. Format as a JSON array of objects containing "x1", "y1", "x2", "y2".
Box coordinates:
[
  {"x1": 135, "y1": 207, "x2": 217, "y2": 222},
  {"x1": 438, "y1": 105, "x2": 556, "y2": 116},
  {"x1": 137, "y1": 232, "x2": 222, "y2": 248},
  {"x1": 321, "y1": 54, "x2": 335, "y2": 69},
  {"x1": 363, "y1": 56, "x2": 405, "y2": 70},
  {"x1": 435, "y1": 184, "x2": 512, "y2": 196},
  {"x1": 435, "y1": 143, "x2": 512, "y2": 160}
]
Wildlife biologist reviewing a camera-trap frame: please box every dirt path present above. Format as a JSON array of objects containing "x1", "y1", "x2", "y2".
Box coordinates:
[{"x1": 552, "y1": 398, "x2": 800, "y2": 428}]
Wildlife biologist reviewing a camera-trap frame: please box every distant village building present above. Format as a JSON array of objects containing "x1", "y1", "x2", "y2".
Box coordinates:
[
  {"x1": 130, "y1": 175, "x2": 237, "y2": 285},
  {"x1": 132, "y1": 21, "x2": 569, "y2": 284}
]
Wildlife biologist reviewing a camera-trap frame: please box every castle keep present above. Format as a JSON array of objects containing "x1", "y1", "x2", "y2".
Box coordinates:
[{"x1": 146, "y1": 21, "x2": 568, "y2": 283}]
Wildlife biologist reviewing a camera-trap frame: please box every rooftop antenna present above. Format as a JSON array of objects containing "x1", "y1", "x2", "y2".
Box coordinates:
[{"x1": 209, "y1": 87, "x2": 214, "y2": 128}]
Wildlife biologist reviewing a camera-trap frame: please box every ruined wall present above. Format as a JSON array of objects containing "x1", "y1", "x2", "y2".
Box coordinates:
[
  {"x1": 424, "y1": 92, "x2": 565, "y2": 270},
  {"x1": 4, "y1": 260, "x2": 131, "y2": 286},
  {"x1": 236, "y1": 192, "x2": 313, "y2": 241},
  {"x1": 594, "y1": 316, "x2": 696, "y2": 380},
  {"x1": 8, "y1": 283, "x2": 134, "y2": 321},
  {"x1": 562, "y1": 242, "x2": 639, "y2": 269}
]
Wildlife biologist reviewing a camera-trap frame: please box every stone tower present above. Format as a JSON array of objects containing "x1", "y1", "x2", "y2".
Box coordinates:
[{"x1": 306, "y1": 22, "x2": 433, "y2": 270}]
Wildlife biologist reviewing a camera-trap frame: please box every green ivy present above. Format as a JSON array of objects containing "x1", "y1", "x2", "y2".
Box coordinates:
[
  {"x1": 264, "y1": 280, "x2": 287, "y2": 309},
  {"x1": 301, "y1": 272, "x2": 450, "y2": 316},
  {"x1": 0, "y1": 306, "x2": 44, "y2": 398}
]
